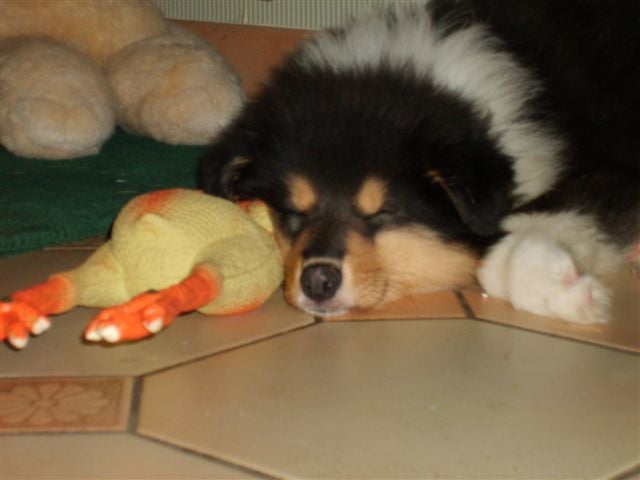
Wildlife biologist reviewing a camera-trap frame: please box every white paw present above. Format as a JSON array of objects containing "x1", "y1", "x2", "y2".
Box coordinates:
[
  {"x1": 510, "y1": 270, "x2": 610, "y2": 325},
  {"x1": 481, "y1": 235, "x2": 610, "y2": 324}
]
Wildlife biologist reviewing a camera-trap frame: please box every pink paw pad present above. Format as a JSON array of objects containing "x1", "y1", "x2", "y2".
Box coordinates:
[{"x1": 562, "y1": 267, "x2": 580, "y2": 286}]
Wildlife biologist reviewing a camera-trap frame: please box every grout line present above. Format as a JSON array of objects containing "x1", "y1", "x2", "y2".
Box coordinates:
[
  {"x1": 127, "y1": 377, "x2": 144, "y2": 433},
  {"x1": 140, "y1": 321, "x2": 320, "y2": 378},
  {"x1": 610, "y1": 463, "x2": 640, "y2": 480},
  {"x1": 0, "y1": 430, "x2": 132, "y2": 437},
  {"x1": 456, "y1": 292, "x2": 638, "y2": 355},
  {"x1": 454, "y1": 290, "x2": 476, "y2": 318},
  {"x1": 135, "y1": 430, "x2": 282, "y2": 480},
  {"x1": 318, "y1": 316, "x2": 470, "y2": 324},
  {"x1": 470, "y1": 315, "x2": 640, "y2": 355}
]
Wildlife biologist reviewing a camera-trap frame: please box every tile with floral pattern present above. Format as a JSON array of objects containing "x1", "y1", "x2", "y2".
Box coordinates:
[{"x1": 0, "y1": 377, "x2": 132, "y2": 432}]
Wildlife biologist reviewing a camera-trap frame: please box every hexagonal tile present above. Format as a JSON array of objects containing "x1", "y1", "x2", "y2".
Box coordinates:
[
  {"x1": 138, "y1": 321, "x2": 640, "y2": 479},
  {"x1": 0, "y1": 433, "x2": 253, "y2": 479},
  {"x1": 464, "y1": 269, "x2": 640, "y2": 352}
]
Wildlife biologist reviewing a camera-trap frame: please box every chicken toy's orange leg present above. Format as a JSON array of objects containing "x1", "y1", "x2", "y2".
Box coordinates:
[
  {"x1": 0, "y1": 276, "x2": 76, "y2": 349},
  {"x1": 84, "y1": 265, "x2": 220, "y2": 343}
]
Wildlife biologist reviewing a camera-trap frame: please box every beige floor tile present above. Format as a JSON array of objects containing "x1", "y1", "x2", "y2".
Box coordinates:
[
  {"x1": 138, "y1": 321, "x2": 640, "y2": 479},
  {"x1": 325, "y1": 290, "x2": 467, "y2": 321},
  {"x1": 43, "y1": 235, "x2": 107, "y2": 251},
  {"x1": 1, "y1": 251, "x2": 313, "y2": 376},
  {"x1": 464, "y1": 269, "x2": 640, "y2": 352},
  {"x1": 0, "y1": 250, "x2": 95, "y2": 294},
  {"x1": 0, "y1": 377, "x2": 132, "y2": 433},
  {"x1": 0, "y1": 433, "x2": 254, "y2": 479}
]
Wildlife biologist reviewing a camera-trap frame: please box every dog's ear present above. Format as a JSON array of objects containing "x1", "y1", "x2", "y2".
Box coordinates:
[
  {"x1": 412, "y1": 128, "x2": 514, "y2": 236},
  {"x1": 426, "y1": 166, "x2": 511, "y2": 236},
  {"x1": 200, "y1": 123, "x2": 262, "y2": 200}
]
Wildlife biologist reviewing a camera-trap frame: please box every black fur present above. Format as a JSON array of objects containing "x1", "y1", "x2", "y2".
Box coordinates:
[
  {"x1": 202, "y1": 0, "x2": 640, "y2": 260},
  {"x1": 203, "y1": 64, "x2": 509, "y2": 253},
  {"x1": 469, "y1": 0, "x2": 640, "y2": 244}
]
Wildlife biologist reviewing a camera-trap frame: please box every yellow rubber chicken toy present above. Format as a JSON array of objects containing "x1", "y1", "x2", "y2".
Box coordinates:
[{"x1": 0, "y1": 189, "x2": 283, "y2": 349}]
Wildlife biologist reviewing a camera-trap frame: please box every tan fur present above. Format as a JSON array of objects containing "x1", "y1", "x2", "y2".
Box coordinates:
[
  {"x1": 279, "y1": 221, "x2": 478, "y2": 313},
  {"x1": 273, "y1": 224, "x2": 293, "y2": 263},
  {"x1": 343, "y1": 231, "x2": 387, "y2": 308},
  {"x1": 375, "y1": 227, "x2": 478, "y2": 302},
  {"x1": 288, "y1": 175, "x2": 318, "y2": 213},
  {"x1": 341, "y1": 226, "x2": 477, "y2": 310},
  {"x1": 282, "y1": 229, "x2": 312, "y2": 306},
  {"x1": 355, "y1": 177, "x2": 387, "y2": 216},
  {"x1": 268, "y1": 209, "x2": 292, "y2": 261},
  {"x1": 275, "y1": 176, "x2": 477, "y2": 312}
]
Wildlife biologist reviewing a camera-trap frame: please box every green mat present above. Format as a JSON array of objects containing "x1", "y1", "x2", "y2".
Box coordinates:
[{"x1": 0, "y1": 130, "x2": 207, "y2": 257}]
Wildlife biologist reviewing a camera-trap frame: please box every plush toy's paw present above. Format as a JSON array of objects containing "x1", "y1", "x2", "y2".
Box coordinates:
[
  {"x1": 0, "y1": 301, "x2": 51, "y2": 349},
  {"x1": 84, "y1": 292, "x2": 179, "y2": 344},
  {"x1": 107, "y1": 27, "x2": 243, "y2": 145},
  {"x1": 0, "y1": 38, "x2": 115, "y2": 159}
]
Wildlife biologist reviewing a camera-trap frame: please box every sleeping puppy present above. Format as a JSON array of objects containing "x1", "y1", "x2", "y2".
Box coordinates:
[{"x1": 201, "y1": 0, "x2": 640, "y2": 323}]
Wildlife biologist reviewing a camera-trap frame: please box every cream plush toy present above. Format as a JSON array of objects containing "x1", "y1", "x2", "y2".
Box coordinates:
[
  {"x1": 0, "y1": 189, "x2": 284, "y2": 349},
  {"x1": 0, "y1": 0, "x2": 244, "y2": 159}
]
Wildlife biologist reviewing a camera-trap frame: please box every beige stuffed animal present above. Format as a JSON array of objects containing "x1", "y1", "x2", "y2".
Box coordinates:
[{"x1": 0, "y1": 0, "x2": 244, "y2": 159}]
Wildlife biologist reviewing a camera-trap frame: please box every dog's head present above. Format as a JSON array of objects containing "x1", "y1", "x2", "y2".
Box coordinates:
[{"x1": 201, "y1": 68, "x2": 512, "y2": 315}]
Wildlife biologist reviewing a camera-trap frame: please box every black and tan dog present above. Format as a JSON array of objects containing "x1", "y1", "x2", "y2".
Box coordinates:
[{"x1": 202, "y1": 0, "x2": 640, "y2": 323}]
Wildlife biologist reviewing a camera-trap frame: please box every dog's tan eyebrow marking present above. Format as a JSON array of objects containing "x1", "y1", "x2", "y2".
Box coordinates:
[
  {"x1": 288, "y1": 174, "x2": 317, "y2": 212},
  {"x1": 355, "y1": 177, "x2": 387, "y2": 216}
]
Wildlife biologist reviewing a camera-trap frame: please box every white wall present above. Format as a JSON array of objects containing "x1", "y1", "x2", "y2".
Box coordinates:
[{"x1": 154, "y1": 0, "x2": 425, "y2": 29}]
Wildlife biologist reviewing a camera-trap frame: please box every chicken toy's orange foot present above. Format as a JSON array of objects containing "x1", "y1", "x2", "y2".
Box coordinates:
[
  {"x1": 84, "y1": 266, "x2": 220, "y2": 344},
  {"x1": 0, "y1": 275, "x2": 75, "y2": 349},
  {"x1": 84, "y1": 292, "x2": 180, "y2": 343},
  {"x1": 0, "y1": 301, "x2": 51, "y2": 349}
]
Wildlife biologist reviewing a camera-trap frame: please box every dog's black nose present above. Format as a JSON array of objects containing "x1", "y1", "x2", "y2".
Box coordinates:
[{"x1": 301, "y1": 263, "x2": 342, "y2": 302}]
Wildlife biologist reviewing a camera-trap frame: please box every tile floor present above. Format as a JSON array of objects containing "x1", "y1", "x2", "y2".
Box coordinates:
[{"x1": 1, "y1": 240, "x2": 639, "y2": 479}]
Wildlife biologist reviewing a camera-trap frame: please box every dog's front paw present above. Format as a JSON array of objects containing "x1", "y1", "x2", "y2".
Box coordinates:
[
  {"x1": 510, "y1": 267, "x2": 610, "y2": 325},
  {"x1": 480, "y1": 236, "x2": 610, "y2": 324}
]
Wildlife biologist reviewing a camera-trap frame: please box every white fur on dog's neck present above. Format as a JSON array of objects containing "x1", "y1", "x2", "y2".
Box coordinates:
[{"x1": 297, "y1": 5, "x2": 565, "y2": 202}]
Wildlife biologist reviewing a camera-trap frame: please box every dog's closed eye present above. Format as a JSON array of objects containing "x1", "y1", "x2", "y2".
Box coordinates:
[
  {"x1": 356, "y1": 206, "x2": 399, "y2": 225},
  {"x1": 278, "y1": 209, "x2": 308, "y2": 235}
]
